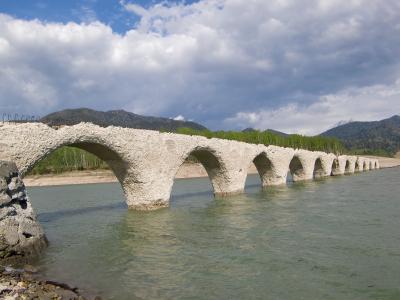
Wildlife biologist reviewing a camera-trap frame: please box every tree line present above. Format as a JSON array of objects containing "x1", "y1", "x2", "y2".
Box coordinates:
[
  {"x1": 29, "y1": 146, "x2": 108, "y2": 175},
  {"x1": 176, "y1": 128, "x2": 346, "y2": 154}
]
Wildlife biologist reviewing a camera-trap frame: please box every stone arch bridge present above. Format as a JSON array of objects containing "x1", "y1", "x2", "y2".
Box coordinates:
[{"x1": 0, "y1": 123, "x2": 379, "y2": 210}]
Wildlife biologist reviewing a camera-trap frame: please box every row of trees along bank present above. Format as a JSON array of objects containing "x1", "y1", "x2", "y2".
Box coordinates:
[{"x1": 175, "y1": 128, "x2": 346, "y2": 154}]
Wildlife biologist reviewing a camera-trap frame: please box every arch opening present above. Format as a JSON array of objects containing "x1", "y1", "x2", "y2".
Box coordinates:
[
  {"x1": 25, "y1": 142, "x2": 129, "y2": 191},
  {"x1": 24, "y1": 142, "x2": 127, "y2": 182},
  {"x1": 344, "y1": 160, "x2": 351, "y2": 173},
  {"x1": 171, "y1": 149, "x2": 223, "y2": 203},
  {"x1": 189, "y1": 149, "x2": 222, "y2": 179},
  {"x1": 363, "y1": 161, "x2": 368, "y2": 171},
  {"x1": 331, "y1": 159, "x2": 340, "y2": 175},
  {"x1": 289, "y1": 156, "x2": 304, "y2": 182},
  {"x1": 313, "y1": 158, "x2": 324, "y2": 178},
  {"x1": 355, "y1": 161, "x2": 361, "y2": 172},
  {"x1": 375, "y1": 161, "x2": 379, "y2": 169},
  {"x1": 245, "y1": 152, "x2": 271, "y2": 189}
]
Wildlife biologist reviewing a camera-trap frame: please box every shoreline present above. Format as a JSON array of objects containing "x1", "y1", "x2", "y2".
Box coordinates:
[
  {"x1": 23, "y1": 157, "x2": 400, "y2": 188},
  {"x1": 0, "y1": 266, "x2": 93, "y2": 299},
  {"x1": 24, "y1": 163, "x2": 259, "y2": 187}
]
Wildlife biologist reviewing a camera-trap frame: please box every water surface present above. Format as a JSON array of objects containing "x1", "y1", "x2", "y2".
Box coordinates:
[{"x1": 28, "y1": 169, "x2": 400, "y2": 299}]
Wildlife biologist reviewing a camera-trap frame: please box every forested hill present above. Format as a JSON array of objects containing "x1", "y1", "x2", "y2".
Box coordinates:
[
  {"x1": 40, "y1": 108, "x2": 207, "y2": 132},
  {"x1": 321, "y1": 115, "x2": 400, "y2": 156}
]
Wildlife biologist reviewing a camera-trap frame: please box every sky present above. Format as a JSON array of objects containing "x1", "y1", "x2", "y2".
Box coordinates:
[{"x1": 0, "y1": 0, "x2": 399, "y2": 134}]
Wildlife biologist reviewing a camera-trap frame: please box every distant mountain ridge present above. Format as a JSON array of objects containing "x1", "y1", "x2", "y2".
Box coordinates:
[
  {"x1": 40, "y1": 108, "x2": 207, "y2": 132},
  {"x1": 321, "y1": 115, "x2": 400, "y2": 155},
  {"x1": 242, "y1": 127, "x2": 288, "y2": 137}
]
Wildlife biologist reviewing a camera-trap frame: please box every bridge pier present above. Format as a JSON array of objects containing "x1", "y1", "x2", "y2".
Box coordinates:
[
  {"x1": 345, "y1": 156, "x2": 357, "y2": 174},
  {"x1": 332, "y1": 155, "x2": 346, "y2": 176},
  {"x1": 315, "y1": 153, "x2": 336, "y2": 178},
  {"x1": 210, "y1": 163, "x2": 247, "y2": 197},
  {"x1": 375, "y1": 160, "x2": 380, "y2": 169},
  {"x1": 290, "y1": 150, "x2": 318, "y2": 181},
  {"x1": 122, "y1": 178, "x2": 171, "y2": 210},
  {"x1": 355, "y1": 157, "x2": 364, "y2": 172},
  {"x1": 255, "y1": 146, "x2": 295, "y2": 186}
]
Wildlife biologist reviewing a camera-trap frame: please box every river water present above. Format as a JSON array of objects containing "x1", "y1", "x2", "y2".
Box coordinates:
[{"x1": 28, "y1": 168, "x2": 400, "y2": 300}]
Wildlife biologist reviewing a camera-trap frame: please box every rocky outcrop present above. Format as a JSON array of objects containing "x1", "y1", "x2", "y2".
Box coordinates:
[
  {"x1": 0, "y1": 161, "x2": 47, "y2": 262},
  {"x1": 0, "y1": 266, "x2": 88, "y2": 299}
]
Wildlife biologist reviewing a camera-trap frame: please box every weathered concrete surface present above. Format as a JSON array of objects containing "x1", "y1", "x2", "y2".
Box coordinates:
[
  {"x1": 355, "y1": 157, "x2": 365, "y2": 172},
  {"x1": 289, "y1": 150, "x2": 319, "y2": 181},
  {"x1": 332, "y1": 155, "x2": 347, "y2": 176},
  {"x1": 0, "y1": 123, "x2": 374, "y2": 210},
  {"x1": 253, "y1": 146, "x2": 295, "y2": 186},
  {"x1": 0, "y1": 161, "x2": 47, "y2": 262}
]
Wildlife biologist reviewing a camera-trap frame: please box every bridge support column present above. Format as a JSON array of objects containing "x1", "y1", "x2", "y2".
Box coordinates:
[
  {"x1": 332, "y1": 156, "x2": 346, "y2": 176},
  {"x1": 122, "y1": 179, "x2": 172, "y2": 211},
  {"x1": 345, "y1": 156, "x2": 357, "y2": 174},
  {"x1": 356, "y1": 157, "x2": 364, "y2": 172},
  {"x1": 291, "y1": 150, "x2": 318, "y2": 182},
  {"x1": 260, "y1": 146, "x2": 295, "y2": 186},
  {"x1": 315, "y1": 153, "x2": 336, "y2": 178},
  {"x1": 212, "y1": 169, "x2": 247, "y2": 197}
]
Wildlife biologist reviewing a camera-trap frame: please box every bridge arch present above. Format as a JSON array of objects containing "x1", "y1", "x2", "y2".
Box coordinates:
[
  {"x1": 171, "y1": 146, "x2": 232, "y2": 197},
  {"x1": 22, "y1": 137, "x2": 129, "y2": 182},
  {"x1": 18, "y1": 130, "x2": 134, "y2": 207},
  {"x1": 344, "y1": 160, "x2": 351, "y2": 173},
  {"x1": 355, "y1": 159, "x2": 362, "y2": 172},
  {"x1": 331, "y1": 158, "x2": 340, "y2": 175},
  {"x1": 25, "y1": 141, "x2": 128, "y2": 179},
  {"x1": 289, "y1": 155, "x2": 305, "y2": 181},
  {"x1": 251, "y1": 151, "x2": 274, "y2": 187},
  {"x1": 313, "y1": 157, "x2": 325, "y2": 178}
]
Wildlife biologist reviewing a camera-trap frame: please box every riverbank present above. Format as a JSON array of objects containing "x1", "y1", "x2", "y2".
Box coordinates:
[
  {"x1": 365, "y1": 156, "x2": 400, "y2": 168},
  {"x1": 23, "y1": 156, "x2": 400, "y2": 187},
  {"x1": 24, "y1": 163, "x2": 259, "y2": 187}
]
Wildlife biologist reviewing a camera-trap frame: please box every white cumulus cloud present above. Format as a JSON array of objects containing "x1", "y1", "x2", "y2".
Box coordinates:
[
  {"x1": 225, "y1": 80, "x2": 400, "y2": 135},
  {"x1": 0, "y1": 0, "x2": 399, "y2": 130}
]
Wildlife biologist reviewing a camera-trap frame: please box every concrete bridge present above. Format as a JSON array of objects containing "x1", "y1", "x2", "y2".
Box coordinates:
[{"x1": 0, "y1": 123, "x2": 379, "y2": 210}]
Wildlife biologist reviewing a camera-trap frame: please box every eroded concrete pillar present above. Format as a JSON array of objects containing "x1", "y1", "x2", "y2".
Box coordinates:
[
  {"x1": 375, "y1": 160, "x2": 380, "y2": 169},
  {"x1": 355, "y1": 157, "x2": 364, "y2": 172},
  {"x1": 290, "y1": 150, "x2": 319, "y2": 181},
  {"x1": 345, "y1": 156, "x2": 357, "y2": 174},
  {"x1": 315, "y1": 153, "x2": 336, "y2": 178},
  {"x1": 122, "y1": 179, "x2": 171, "y2": 210},
  {"x1": 332, "y1": 155, "x2": 347, "y2": 176},
  {"x1": 254, "y1": 146, "x2": 295, "y2": 186},
  {"x1": 364, "y1": 159, "x2": 371, "y2": 171}
]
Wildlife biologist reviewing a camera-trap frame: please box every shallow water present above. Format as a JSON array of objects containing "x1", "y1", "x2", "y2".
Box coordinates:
[{"x1": 28, "y1": 168, "x2": 400, "y2": 300}]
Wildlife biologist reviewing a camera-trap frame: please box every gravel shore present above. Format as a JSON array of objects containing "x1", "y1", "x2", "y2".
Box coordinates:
[
  {"x1": 0, "y1": 265, "x2": 96, "y2": 300},
  {"x1": 24, "y1": 163, "x2": 259, "y2": 187}
]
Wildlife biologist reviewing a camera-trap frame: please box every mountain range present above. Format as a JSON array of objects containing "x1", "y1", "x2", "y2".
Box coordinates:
[
  {"x1": 40, "y1": 108, "x2": 207, "y2": 132},
  {"x1": 321, "y1": 115, "x2": 400, "y2": 155}
]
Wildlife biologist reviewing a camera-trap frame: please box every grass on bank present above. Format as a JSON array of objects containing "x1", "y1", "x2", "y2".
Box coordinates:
[
  {"x1": 29, "y1": 146, "x2": 108, "y2": 175},
  {"x1": 176, "y1": 127, "x2": 345, "y2": 154}
]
